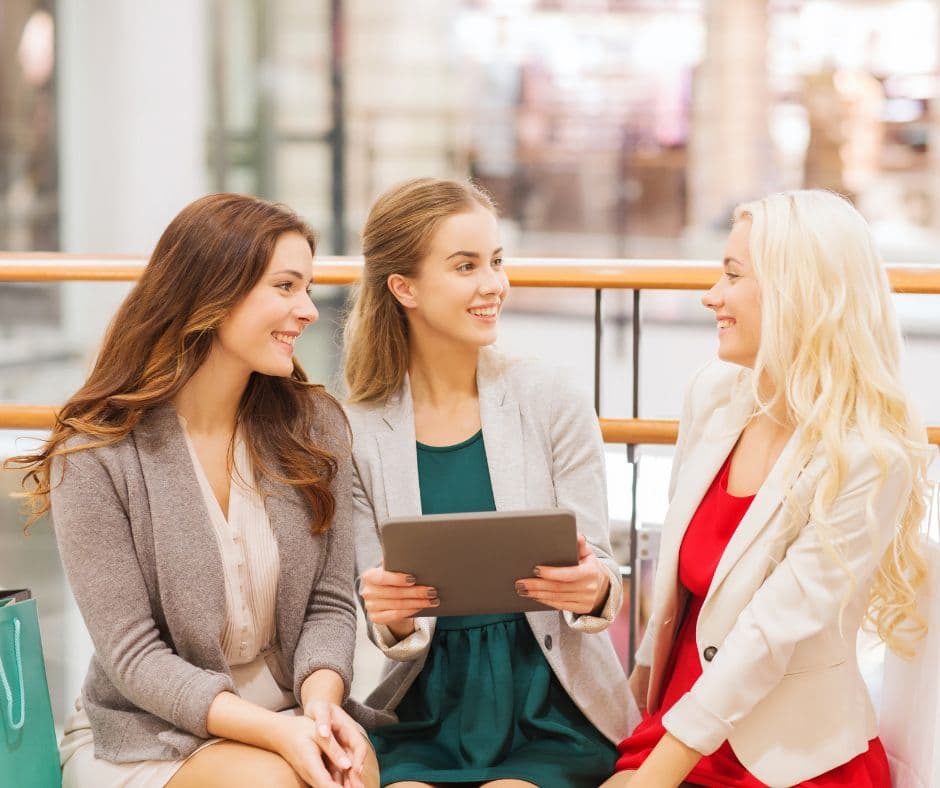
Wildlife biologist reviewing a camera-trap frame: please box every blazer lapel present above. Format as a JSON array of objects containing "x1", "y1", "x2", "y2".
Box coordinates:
[
  {"x1": 377, "y1": 380, "x2": 422, "y2": 518},
  {"x1": 478, "y1": 361, "x2": 526, "y2": 511},
  {"x1": 134, "y1": 405, "x2": 226, "y2": 659}
]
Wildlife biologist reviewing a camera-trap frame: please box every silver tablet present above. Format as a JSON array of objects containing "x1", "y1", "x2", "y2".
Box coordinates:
[{"x1": 380, "y1": 508, "x2": 579, "y2": 616}]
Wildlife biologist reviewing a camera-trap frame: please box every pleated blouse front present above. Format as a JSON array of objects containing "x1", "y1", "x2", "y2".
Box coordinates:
[{"x1": 179, "y1": 416, "x2": 279, "y2": 665}]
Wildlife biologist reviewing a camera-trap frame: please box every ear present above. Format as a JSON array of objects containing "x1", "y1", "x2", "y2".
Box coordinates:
[{"x1": 387, "y1": 273, "x2": 418, "y2": 309}]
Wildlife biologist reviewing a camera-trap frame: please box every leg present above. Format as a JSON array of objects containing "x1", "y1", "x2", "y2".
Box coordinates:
[
  {"x1": 386, "y1": 783, "x2": 434, "y2": 788},
  {"x1": 166, "y1": 741, "x2": 305, "y2": 788}
]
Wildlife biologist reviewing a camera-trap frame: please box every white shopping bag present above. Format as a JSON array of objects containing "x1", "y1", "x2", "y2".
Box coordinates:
[{"x1": 881, "y1": 477, "x2": 940, "y2": 788}]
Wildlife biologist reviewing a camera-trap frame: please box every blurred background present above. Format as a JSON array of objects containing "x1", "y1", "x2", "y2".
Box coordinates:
[{"x1": 2, "y1": 0, "x2": 940, "y2": 731}]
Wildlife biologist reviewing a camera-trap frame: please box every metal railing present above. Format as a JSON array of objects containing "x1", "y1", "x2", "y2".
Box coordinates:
[{"x1": 3, "y1": 253, "x2": 940, "y2": 668}]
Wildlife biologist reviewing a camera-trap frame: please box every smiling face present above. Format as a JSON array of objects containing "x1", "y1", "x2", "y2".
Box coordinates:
[
  {"x1": 389, "y1": 204, "x2": 508, "y2": 350},
  {"x1": 702, "y1": 218, "x2": 762, "y2": 368},
  {"x1": 213, "y1": 230, "x2": 318, "y2": 378}
]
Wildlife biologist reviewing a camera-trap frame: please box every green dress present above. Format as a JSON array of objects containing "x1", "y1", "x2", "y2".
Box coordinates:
[{"x1": 369, "y1": 429, "x2": 617, "y2": 787}]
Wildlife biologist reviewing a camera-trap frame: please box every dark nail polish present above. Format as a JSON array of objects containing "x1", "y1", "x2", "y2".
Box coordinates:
[
  {"x1": 427, "y1": 589, "x2": 439, "y2": 600},
  {"x1": 405, "y1": 574, "x2": 416, "y2": 584},
  {"x1": 430, "y1": 598, "x2": 440, "y2": 606},
  {"x1": 516, "y1": 582, "x2": 528, "y2": 596},
  {"x1": 532, "y1": 567, "x2": 541, "y2": 577}
]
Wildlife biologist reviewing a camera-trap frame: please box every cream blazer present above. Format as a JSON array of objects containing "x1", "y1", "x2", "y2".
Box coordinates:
[
  {"x1": 345, "y1": 347, "x2": 638, "y2": 743},
  {"x1": 635, "y1": 360, "x2": 913, "y2": 787}
]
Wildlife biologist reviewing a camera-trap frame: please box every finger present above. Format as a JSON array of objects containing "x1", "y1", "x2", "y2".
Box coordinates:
[
  {"x1": 577, "y1": 532, "x2": 592, "y2": 560},
  {"x1": 361, "y1": 586, "x2": 437, "y2": 603},
  {"x1": 529, "y1": 563, "x2": 591, "y2": 583},
  {"x1": 309, "y1": 700, "x2": 334, "y2": 741},
  {"x1": 370, "y1": 607, "x2": 434, "y2": 625},
  {"x1": 365, "y1": 598, "x2": 437, "y2": 617},
  {"x1": 318, "y1": 730, "x2": 354, "y2": 774},
  {"x1": 333, "y1": 718, "x2": 369, "y2": 773},
  {"x1": 304, "y1": 748, "x2": 343, "y2": 788},
  {"x1": 361, "y1": 567, "x2": 420, "y2": 588},
  {"x1": 528, "y1": 596, "x2": 592, "y2": 613},
  {"x1": 518, "y1": 577, "x2": 595, "y2": 595}
]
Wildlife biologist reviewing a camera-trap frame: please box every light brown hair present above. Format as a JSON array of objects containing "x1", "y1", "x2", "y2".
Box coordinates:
[
  {"x1": 7, "y1": 193, "x2": 343, "y2": 534},
  {"x1": 343, "y1": 177, "x2": 495, "y2": 402}
]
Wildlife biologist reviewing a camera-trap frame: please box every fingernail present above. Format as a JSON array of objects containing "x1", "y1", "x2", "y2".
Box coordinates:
[
  {"x1": 405, "y1": 574, "x2": 416, "y2": 584},
  {"x1": 515, "y1": 582, "x2": 528, "y2": 596},
  {"x1": 532, "y1": 567, "x2": 541, "y2": 577},
  {"x1": 319, "y1": 724, "x2": 330, "y2": 737},
  {"x1": 430, "y1": 598, "x2": 440, "y2": 606},
  {"x1": 427, "y1": 589, "x2": 438, "y2": 600},
  {"x1": 342, "y1": 757, "x2": 352, "y2": 769}
]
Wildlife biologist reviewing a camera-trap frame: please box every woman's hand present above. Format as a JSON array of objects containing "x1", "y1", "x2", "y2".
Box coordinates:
[
  {"x1": 516, "y1": 533, "x2": 611, "y2": 614},
  {"x1": 360, "y1": 565, "x2": 438, "y2": 639},
  {"x1": 270, "y1": 712, "x2": 359, "y2": 788},
  {"x1": 302, "y1": 699, "x2": 370, "y2": 788}
]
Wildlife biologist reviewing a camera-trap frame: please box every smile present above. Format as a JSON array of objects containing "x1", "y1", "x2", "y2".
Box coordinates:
[
  {"x1": 717, "y1": 319, "x2": 735, "y2": 329},
  {"x1": 469, "y1": 305, "x2": 499, "y2": 318},
  {"x1": 273, "y1": 331, "x2": 297, "y2": 347}
]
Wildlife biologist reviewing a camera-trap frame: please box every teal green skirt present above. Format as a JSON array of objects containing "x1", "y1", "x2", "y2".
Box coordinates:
[{"x1": 370, "y1": 613, "x2": 617, "y2": 787}]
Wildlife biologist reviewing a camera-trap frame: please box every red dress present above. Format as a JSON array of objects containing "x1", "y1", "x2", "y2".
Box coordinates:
[{"x1": 615, "y1": 453, "x2": 890, "y2": 787}]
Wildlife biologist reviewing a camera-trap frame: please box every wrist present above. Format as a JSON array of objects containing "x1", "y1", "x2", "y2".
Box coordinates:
[{"x1": 387, "y1": 619, "x2": 416, "y2": 640}]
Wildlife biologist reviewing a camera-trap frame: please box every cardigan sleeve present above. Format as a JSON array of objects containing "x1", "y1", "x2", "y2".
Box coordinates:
[
  {"x1": 50, "y1": 446, "x2": 235, "y2": 738},
  {"x1": 292, "y1": 403, "x2": 359, "y2": 701}
]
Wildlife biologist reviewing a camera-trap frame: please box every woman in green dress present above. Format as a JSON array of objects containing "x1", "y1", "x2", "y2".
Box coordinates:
[{"x1": 343, "y1": 178, "x2": 638, "y2": 787}]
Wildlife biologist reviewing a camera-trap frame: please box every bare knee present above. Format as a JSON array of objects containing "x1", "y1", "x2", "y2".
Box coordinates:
[{"x1": 167, "y1": 741, "x2": 305, "y2": 788}]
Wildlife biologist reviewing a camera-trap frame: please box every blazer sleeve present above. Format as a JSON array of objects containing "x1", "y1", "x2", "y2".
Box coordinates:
[
  {"x1": 662, "y1": 448, "x2": 913, "y2": 755},
  {"x1": 292, "y1": 407, "x2": 359, "y2": 701},
  {"x1": 50, "y1": 448, "x2": 235, "y2": 739},
  {"x1": 351, "y1": 451, "x2": 433, "y2": 662},
  {"x1": 546, "y1": 366, "x2": 623, "y2": 634}
]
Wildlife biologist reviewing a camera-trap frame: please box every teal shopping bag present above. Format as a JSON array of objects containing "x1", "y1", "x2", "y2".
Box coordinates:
[{"x1": 0, "y1": 590, "x2": 61, "y2": 788}]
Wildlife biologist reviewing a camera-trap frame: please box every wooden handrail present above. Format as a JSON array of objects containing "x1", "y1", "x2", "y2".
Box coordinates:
[
  {"x1": 3, "y1": 253, "x2": 940, "y2": 293},
  {"x1": 1, "y1": 405, "x2": 937, "y2": 446}
]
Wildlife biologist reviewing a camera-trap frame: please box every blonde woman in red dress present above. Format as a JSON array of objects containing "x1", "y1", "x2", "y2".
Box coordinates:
[{"x1": 604, "y1": 190, "x2": 931, "y2": 788}]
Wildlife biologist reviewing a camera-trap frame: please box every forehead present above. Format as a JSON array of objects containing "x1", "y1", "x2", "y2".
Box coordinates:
[
  {"x1": 724, "y1": 219, "x2": 753, "y2": 269},
  {"x1": 426, "y1": 205, "x2": 500, "y2": 257},
  {"x1": 266, "y1": 231, "x2": 313, "y2": 273}
]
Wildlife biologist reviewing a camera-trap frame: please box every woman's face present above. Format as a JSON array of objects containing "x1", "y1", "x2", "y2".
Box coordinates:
[
  {"x1": 392, "y1": 204, "x2": 508, "y2": 349},
  {"x1": 214, "y1": 231, "x2": 318, "y2": 378},
  {"x1": 702, "y1": 219, "x2": 762, "y2": 368}
]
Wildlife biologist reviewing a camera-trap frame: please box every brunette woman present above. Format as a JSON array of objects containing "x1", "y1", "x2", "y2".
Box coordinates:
[{"x1": 8, "y1": 194, "x2": 378, "y2": 788}]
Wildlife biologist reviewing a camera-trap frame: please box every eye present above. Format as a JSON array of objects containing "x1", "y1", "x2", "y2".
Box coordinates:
[
  {"x1": 276, "y1": 282, "x2": 294, "y2": 292},
  {"x1": 457, "y1": 261, "x2": 474, "y2": 273},
  {"x1": 492, "y1": 257, "x2": 503, "y2": 268},
  {"x1": 305, "y1": 285, "x2": 315, "y2": 299},
  {"x1": 725, "y1": 272, "x2": 740, "y2": 281}
]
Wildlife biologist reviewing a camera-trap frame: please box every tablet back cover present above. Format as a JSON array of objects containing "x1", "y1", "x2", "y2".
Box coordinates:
[{"x1": 380, "y1": 509, "x2": 578, "y2": 616}]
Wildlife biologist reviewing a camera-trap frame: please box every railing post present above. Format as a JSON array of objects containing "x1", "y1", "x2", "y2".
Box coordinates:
[
  {"x1": 627, "y1": 287, "x2": 642, "y2": 674},
  {"x1": 593, "y1": 288, "x2": 602, "y2": 413}
]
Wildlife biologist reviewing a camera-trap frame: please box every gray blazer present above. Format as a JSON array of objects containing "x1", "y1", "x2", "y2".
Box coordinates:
[
  {"x1": 346, "y1": 347, "x2": 637, "y2": 743},
  {"x1": 49, "y1": 401, "x2": 357, "y2": 763}
]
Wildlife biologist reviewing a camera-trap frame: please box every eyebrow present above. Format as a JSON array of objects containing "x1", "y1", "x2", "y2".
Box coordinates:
[
  {"x1": 723, "y1": 257, "x2": 744, "y2": 268},
  {"x1": 269, "y1": 269, "x2": 312, "y2": 282},
  {"x1": 445, "y1": 247, "x2": 504, "y2": 260}
]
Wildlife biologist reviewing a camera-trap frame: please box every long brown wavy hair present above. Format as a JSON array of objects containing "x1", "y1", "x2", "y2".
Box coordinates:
[
  {"x1": 344, "y1": 177, "x2": 495, "y2": 402},
  {"x1": 7, "y1": 193, "x2": 343, "y2": 534}
]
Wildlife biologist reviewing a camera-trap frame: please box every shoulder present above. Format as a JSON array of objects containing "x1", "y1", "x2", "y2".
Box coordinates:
[
  {"x1": 342, "y1": 396, "x2": 386, "y2": 437},
  {"x1": 307, "y1": 389, "x2": 351, "y2": 452},
  {"x1": 683, "y1": 360, "x2": 748, "y2": 419},
  {"x1": 481, "y1": 346, "x2": 590, "y2": 414}
]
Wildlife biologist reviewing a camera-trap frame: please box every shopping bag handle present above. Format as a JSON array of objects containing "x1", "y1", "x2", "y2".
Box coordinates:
[{"x1": 0, "y1": 619, "x2": 25, "y2": 731}]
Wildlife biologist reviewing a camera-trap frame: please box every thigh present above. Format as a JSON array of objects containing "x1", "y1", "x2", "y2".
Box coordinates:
[
  {"x1": 481, "y1": 782, "x2": 539, "y2": 787},
  {"x1": 166, "y1": 741, "x2": 305, "y2": 788},
  {"x1": 385, "y1": 783, "x2": 434, "y2": 788}
]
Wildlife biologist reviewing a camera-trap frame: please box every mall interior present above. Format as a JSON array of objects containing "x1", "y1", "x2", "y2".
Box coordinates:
[{"x1": 1, "y1": 0, "x2": 940, "y2": 782}]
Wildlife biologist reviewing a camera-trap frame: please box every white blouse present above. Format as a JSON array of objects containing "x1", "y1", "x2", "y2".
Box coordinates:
[{"x1": 180, "y1": 418, "x2": 279, "y2": 665}]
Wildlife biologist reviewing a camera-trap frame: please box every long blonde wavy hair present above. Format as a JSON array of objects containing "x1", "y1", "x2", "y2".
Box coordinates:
[
  {"x1": 344, "y1": 177, "x2": 495, "y2": 403},
  {"x1": 735, "y1": 189, "x2": 930, "y2": 656}
]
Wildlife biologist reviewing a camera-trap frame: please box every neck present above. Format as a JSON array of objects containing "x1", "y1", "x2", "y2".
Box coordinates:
[
  {"x1": 407, "y1": 335, "x2": 479, "y2": 408},
  {"x1": 173, "y1": 348, "x2": 251, "y2": 435},
  {"x1": 755, "y1": 370, "x2": 792, "y2": 429}
]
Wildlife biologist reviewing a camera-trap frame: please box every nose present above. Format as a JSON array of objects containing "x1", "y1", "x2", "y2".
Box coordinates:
[
  {"x1": 480, "y1": 265, "x2": 506, "y2": 299},
  {"x1": 296, "y1": 294, "x2": 319, "y2": 325},
  {"x1": 701, "y1": 280, "x2": 722, "y2": 311}
]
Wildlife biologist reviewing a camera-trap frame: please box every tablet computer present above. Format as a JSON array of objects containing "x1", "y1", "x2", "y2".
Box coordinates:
[{"x1": 380, "y1": 509, "x2": 578, "y2": 616}]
